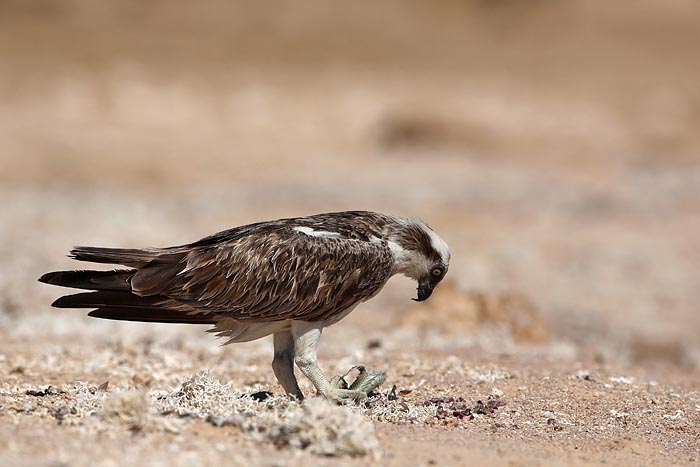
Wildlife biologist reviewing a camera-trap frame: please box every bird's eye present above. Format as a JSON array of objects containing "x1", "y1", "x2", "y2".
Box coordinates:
[{"x1": 431, "y1": 268, "x2": 443, "y2": 277}]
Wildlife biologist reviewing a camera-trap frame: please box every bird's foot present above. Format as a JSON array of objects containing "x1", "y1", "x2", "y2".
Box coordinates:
[{"x1": 327, "y1": 365, "x2": 386, "y2": 402}]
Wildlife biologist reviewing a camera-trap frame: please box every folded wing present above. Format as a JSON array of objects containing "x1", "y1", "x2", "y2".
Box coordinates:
[{"x1": 40, "y1": 225, "x2": 394, "y2": 324}]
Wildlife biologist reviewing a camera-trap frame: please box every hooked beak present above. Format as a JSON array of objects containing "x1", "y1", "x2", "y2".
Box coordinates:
[{"x1": 412, "y1": 279, "x2": 433, "y2": 302}]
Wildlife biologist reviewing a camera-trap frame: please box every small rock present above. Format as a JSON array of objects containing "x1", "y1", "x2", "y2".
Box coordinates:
[
  {"x1": 26, "y1": 386, "x2": 60, "y2": 397},
  {"x1": 366, "y1": 338, "x2": 382, "y2": 350},
  {"x1": 489, "y1": 388, "x2": 504, "y2": 399},
  {"x1": 249, "y1": 391, "x2": 273, "y2": 402}
]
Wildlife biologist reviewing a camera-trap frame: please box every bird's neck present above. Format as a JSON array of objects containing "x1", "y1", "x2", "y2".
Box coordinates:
[{"x1": 385, "y1": 240, "x2": 426, "y2": 280}]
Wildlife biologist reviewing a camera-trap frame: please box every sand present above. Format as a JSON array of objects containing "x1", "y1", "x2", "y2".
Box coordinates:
[{"x1": 1, "y1": 1, "x2": 699, "y2": 465}]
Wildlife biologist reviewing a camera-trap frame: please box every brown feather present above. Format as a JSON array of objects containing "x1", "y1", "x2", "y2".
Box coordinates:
[
  {"x1": 38, "y1": 270, "x2": 133, "y2": 291},
  {"x1": 40, "y1": 211, "x2": 446, "y2": 328},
  {"x1": 88, "y1": 308, "x2": 215, "y2": 324},
  {"x1": 69, "y1": 246, "x2": 185, "y2": 267},
  {"x1": 52, "y1": 291, "x2": 167, "y2": 309}
]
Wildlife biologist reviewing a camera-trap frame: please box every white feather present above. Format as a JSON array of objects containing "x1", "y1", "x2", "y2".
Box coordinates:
[
  {"x1": 387, "y1": 240, "x2": 432, "y2": 280},
  {"x1": 293, "y1": 226, "x2": 343, "y2": 238},
  {"x1": 411, "y1": 218, "x2": 451, "y2": 265}
]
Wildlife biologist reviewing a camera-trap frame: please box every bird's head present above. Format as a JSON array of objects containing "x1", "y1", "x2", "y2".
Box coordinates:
[{"x1": 385, "y1": 217, "x2": 451, "y2": 302}]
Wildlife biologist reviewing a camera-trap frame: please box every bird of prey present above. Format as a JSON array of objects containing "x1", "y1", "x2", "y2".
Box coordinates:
[{"x1": 39, "y1": 211, "x2": 450, "y2": 402}]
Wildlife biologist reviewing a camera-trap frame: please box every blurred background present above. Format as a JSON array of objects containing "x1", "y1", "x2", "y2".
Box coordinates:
[{"x1": 1, "y1": 0, "x2": 700, "y2": 374}]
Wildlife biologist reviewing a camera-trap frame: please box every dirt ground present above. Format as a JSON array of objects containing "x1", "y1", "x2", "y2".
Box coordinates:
[{"x1": 1, "y1": 1, "x2": 699, "y2": 466}]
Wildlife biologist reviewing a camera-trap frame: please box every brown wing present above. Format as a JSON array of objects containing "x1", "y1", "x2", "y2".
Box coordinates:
[{"x1": 129, "y1": 229, "x2": 395, "y2": 322}]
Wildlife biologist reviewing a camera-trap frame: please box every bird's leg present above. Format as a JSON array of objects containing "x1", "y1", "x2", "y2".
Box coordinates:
[
  {"x1": 291, "y1": 322, "x2": 372, "y2": 402},
  {"x1": 272, "y1": 331, "x2": 304, "y2": 400}
]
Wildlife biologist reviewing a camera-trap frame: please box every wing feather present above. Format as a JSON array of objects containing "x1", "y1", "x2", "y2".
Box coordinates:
[
  {"x1": 45, "y1": 212, "x2": 398, "y2": 325},
  {"x1": 147, "y1": 228, "x2": 394, "y2": 322}
]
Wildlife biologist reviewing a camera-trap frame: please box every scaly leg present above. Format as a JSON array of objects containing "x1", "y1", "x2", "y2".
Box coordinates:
[
  {"x1": 271, "y1": 331, "x2": 303, "y2": 399},
  {"x1": 291, "y1": 321, "x2": 385, "y2": 402}
]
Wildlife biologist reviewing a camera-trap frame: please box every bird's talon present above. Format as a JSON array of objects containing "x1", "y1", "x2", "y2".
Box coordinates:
[
  {"x1": 349, "y1": 369, "x2": 386, "y2": 393},
  {"x1": 330, "y1": 375, "x2": 348, "y2": 389},
  {"x1": 329, "y1": 366, "x2": 387, "y2": 400},
  {"x1": 323, "y1": 388, "x2": 368, "y2": 404}
]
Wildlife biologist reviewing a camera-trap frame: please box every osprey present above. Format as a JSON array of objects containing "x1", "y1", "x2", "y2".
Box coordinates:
[{"x1": 39, "y1": 211, "x2": 450, "y2": 402}]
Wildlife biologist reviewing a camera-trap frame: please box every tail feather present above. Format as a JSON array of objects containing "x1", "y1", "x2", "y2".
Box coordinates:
[
  {"x1": 51, "y1": 291, "x2": 164, "y2": 309},
  {"x1": 39, "y1": 270, "x2": 133, "y2": 292},
  {"x1": 51, "y1": 291, "x2": 215, "y2": 325},
  {"x1": 69, "y1": 246, "x2": 177, "y2": 267},
  {"x1": 40, "y1": 245, "x2": 211, "y2": 326},
  {"x1": 88, "y1": 307, "x2": 216, "y2": 324}
]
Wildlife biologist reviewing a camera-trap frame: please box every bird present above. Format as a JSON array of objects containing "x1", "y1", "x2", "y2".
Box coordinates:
[{"x1": 39, "y1": 211, "x2": 450, "y2": 402}]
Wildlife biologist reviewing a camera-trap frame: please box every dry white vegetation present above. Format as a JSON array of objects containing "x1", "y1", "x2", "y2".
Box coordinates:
[
  {"x1": 8, "y1": 368, "x2": 514, "y2": 459},
  {"x1": 159, "y1": 371, "x2": 380, "y2": 457},
  {"x1": 44, "y1": 372, "x2": 381, "y2": 458}
]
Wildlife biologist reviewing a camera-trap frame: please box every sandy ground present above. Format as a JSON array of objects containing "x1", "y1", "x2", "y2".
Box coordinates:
[{"x1": 1, "y1": 1, "x2": 700, "y2": 466}]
